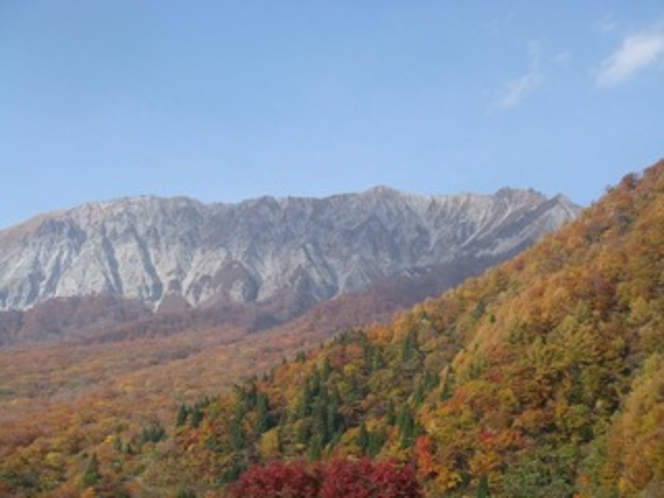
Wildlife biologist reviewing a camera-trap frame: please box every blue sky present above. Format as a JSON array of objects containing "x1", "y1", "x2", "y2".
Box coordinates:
[{"x1": 1, "y1": 1, "x2": 663, "y2": 230}]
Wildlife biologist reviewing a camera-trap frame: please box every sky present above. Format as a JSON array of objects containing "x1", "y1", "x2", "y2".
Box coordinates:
[{"x1": 1, "y1": 1, "x2": 663, "y2": 230}]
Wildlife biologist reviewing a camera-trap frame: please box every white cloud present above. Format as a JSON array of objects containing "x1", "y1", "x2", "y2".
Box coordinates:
[
  {"x1": 494, "y1": 72, "x2": 543, "y2": 110},
  {"x1": 596, "y1": 25, "x2": 664, "y2": 86},
  {"x1": 595, "y1": 14, "x2": 618, "y2": 35},
  {"x1": 494, "y1": 41, "x2": 544, "y2": 110}
]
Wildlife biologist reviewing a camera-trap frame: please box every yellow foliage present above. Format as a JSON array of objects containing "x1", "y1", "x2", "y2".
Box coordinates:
[
  {"x1": 434, "y1": 466, "x2": 463, "y2": 491},
  {"x1": 606, "y1": 353, "x2": 664, "y2": 494},
  {"x1": 257, "y1": 429, "x2": 280, "y2": 460}
]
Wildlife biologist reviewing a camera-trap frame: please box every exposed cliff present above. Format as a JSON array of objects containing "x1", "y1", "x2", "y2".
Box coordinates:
[{"x1": 0, "y1": 187, "x2": 579, "y2": 311}]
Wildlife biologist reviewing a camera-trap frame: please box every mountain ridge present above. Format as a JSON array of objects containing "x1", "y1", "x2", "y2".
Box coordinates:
[{"x1": 0, "y1": 187, "x2": 579, "y2": 313}]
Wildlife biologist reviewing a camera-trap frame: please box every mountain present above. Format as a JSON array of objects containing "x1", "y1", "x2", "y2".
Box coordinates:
[
  {"x1": 117, "y1": 161, "x2": 662, "y2": 497},
  {"x1": 0, "y1": 184, "x2": 585, "y2": 497},
  {"x1": 0, "y1": 187, "x2": 579, "y2": 315},
  {"x1": 1, "y1": 162, "x2": 662, "y2": 497}
]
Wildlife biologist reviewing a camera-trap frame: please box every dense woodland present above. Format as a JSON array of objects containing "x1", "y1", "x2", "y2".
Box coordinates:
[{"x1": 2, "y1": 161, "x2": 664, "y2": 496}]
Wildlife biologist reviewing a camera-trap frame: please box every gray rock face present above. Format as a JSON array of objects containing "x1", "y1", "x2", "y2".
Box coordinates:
[{"x1": 0, "y1": 187, "x2": 580, "y2": 311}]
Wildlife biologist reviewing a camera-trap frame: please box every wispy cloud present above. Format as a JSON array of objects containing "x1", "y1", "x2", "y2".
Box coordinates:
[
  {"x1": 494, "y1": 72, "x2": 543, "y2": 110},
  {"x1": 494, "y1": 42, "x2": 544, "y2": 110},
  {"x1": 595, "y1": 14, "x2": 618, "y2": 35},
  {"x1": 483, "y1": 11, "x2": 515, "y2": 34},
  {"x1": 596, "y1": 25, "x2": 664, "y2": 86}
]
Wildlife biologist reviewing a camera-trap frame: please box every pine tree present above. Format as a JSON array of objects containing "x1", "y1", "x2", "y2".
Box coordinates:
[
  {"x1": 190, "y1": 405, "x2": 202, "y2": 428},
  {"x1": 308, "y1": 434, "x2": 323, "y2": 460},
  {"x1": 82, "y1": 453, "x2": 100, "y2": 487},
  {"x1": 175, "y1": 404, "x2": 189, "y2": 427},
  {"x1": 311, "y1": 396, "x2": 329, "y2": 446},
  {"x1": 367, "y1": 429, "x2": 387, "y2": 458},
  {"x1": 386, "y1": 398, "x2": 397, "y2": 426},
  {"x1": 229, "y1": 417, "x2": 246, "y2": 451},
  {"x1": 476, "y1": 474, "x2": 490, "y2": 497},
  {"x1": 397, "y1": 406, "x2": 417, "y2": 449},
  {"x1": 326, "y1": 385, "x2": 344, "y2": 439},
  {"x1": 254, "y1": 392, "x2": 272, "y2": 435},
  {"x1": 357, "y1": 422, "x2": 370, "y2": 453}
]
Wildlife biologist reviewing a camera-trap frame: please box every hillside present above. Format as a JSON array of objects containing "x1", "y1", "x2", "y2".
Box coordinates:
[
  {"x1": 0, "y1": 184, "x2": 580, "y2": 497},
  {"x1": 119, "y1": 161, "x2": 664, "y2": 497}
]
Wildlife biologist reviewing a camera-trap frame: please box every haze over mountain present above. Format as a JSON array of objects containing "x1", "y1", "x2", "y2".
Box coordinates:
[{"x1": 0, "y1": 187, "x2": 579, "y2": 316}]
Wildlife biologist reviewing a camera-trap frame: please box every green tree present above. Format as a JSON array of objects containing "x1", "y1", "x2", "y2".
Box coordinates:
[
  {"x1": 82, "y1": 453, "x2": 100, "y2": 487},
  {"x1": 254, "y1": 392, "x2": 272, "y2": 435},
  {"x1": 357, "y1": 423, "x2": 370, "y2": 453},
  {"x1": 175, "y1": 404, "x2": 189, "y2": 427}
]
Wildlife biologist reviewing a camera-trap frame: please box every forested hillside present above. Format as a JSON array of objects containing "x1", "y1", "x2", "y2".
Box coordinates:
[
  {"x1": 1, "y1": 161, "x2": 662, "y2": 497},
  {"x1": 148, "y1": 162, "x2": 664, "y2": 497}
]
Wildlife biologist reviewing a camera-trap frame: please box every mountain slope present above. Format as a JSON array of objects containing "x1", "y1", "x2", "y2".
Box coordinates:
[
  {"x1": 0, "y1": 187, "x2": 578, "y2": 314},
  {"x1": 143, "y1": 162, "x2": 664, "y2": 497}
]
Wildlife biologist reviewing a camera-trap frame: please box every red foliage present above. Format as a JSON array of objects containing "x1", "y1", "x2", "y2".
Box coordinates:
[
  {"x1": 230, "y1": 459, "x2": 422, "y2": 498},
  {"x1": 229, "y1": 460, "x2": 320, "y2": 498},
  {"x1": 321, "y1": 459, "x2": 422, "y2": 498},
  {"x1": 320, "y1": 458, "x2": 375, "y2": 498},
  {"x1": 370, "y1": 460, "x2": 422, "y2": 498}
]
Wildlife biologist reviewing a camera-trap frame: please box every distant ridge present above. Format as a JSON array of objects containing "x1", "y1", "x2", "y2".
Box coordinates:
[{"x1": 0, "y1": 187, "x2": 580, "y2": 318}]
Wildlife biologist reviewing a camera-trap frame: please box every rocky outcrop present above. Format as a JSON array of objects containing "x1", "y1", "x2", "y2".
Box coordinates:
[{"x1": 0, "y1": 187, "x2": 580, "y2": 311}]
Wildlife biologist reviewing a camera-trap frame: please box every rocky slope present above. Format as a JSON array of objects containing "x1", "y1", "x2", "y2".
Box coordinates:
[{"x1": 0, "y1": 187, "x2": 580, "y2": 312}]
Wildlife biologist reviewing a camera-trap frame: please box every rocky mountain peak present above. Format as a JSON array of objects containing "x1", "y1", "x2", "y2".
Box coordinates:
[{"x1": 0, "y1": 187, "x2": 581, "y2": 312}]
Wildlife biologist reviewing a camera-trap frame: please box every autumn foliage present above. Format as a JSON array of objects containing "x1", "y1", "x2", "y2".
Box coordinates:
[
  {"x1": 227, "y1": 459, "x2": 421, "y2": 498},
  {"x1": 2, "y1": 160, "x2": 664, "y2": 496}
]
